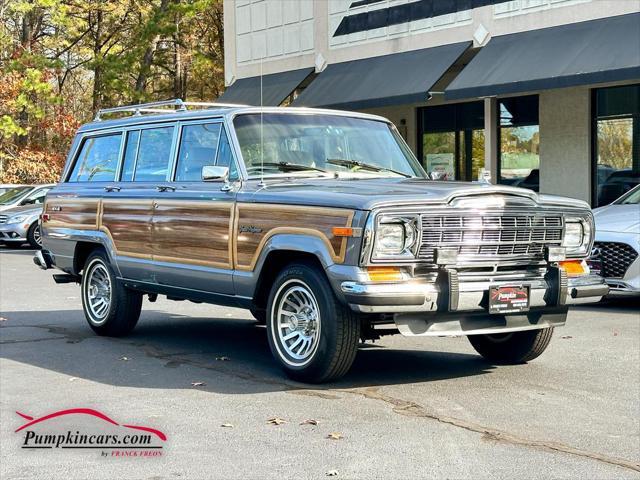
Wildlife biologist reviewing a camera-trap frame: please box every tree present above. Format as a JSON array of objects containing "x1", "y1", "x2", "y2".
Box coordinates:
[{"x1": 0, "y1": 0, "x2": 226, "y2": 183}]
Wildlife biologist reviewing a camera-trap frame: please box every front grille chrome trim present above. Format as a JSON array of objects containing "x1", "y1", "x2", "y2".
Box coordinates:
[{"x1": 419, "y1": 210, "x2": 565, "y2": 263}]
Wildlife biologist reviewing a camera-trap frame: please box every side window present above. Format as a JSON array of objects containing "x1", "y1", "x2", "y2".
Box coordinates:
[
  {"x1": 21, "y1": 188, "x2": 50, "y2": 205},
  {"x1": 216, "y1": 128, "x2": 238, "y2": 180},
  {"x1": 175, "y1": 123, "x2": 221, "y2": 182},
  {"x1": 68, "y1": 133, "x2": 122, "y2": 182},
  {"x1": 134, "y1": 126, "x2": 174, "y2": 182},
  {"x1": 120, "y1": 130, "x2": 140, "y2": 181}
]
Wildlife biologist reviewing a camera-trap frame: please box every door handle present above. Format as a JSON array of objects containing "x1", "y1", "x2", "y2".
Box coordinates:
[
  {"x1": 104, "y1": 185, "x2": 121, "y2": 192},
  {"x1": 156, "y1": 185, "x2": 176, "y2": 192}
]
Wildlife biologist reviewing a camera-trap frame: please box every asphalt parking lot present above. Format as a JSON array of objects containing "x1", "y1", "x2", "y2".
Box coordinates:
[{"x1": 1, "y1": 246, "x2": 639, "y2": 479}]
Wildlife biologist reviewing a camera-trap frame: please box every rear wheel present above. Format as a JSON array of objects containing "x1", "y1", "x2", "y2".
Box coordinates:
[
  {"x1": 81, "y1": 250, "x2": 142, "y2": 337},
  {"x1": 266, "y1": 262, "x2": 360, "y2": 383},
  {"x1": 27, "y1": 222, "x2": 42, "y2": 249},
  {"x1": 468, "y1": 328, "x2": 554, "y2": 364}
]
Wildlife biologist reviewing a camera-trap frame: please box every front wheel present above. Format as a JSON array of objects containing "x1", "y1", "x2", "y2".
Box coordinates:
[
  {"x1": 27, "y1": 222, "x2": 42, "y2": 249},
  {"x1": 81, "y1": 250, "x2": 142, "y2": 337},
  {"x1": 266, "y1": 262, "x2": 360, "y2": 383},
  {"x1": 468, "y1": 328, "x2": 554, "y2": 364}
]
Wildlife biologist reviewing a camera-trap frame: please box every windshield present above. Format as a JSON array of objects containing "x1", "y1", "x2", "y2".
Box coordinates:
[
  {"x1": 616, "y1": 185, "x2": 640, "y2": 205},
  {"x1": 233, "y1": 113, "x2": 424, "y2": 178},
  {"x1": 0, "y1": 186, "x2": 30, "y2": 205}
]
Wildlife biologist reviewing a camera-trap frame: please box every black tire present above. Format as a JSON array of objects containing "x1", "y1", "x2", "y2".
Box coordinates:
[
  {"x1": 249, "y1": 306, "x2": 266, "y2": 325},
  {"x1": 468, "y1": 328, "x2": 554, "y2": 364},
  {"x1": 266, "y1": 262, "x2": 360, "y2": 383},
  {"x1": 81, "y1": 250, "x2": 142, "y2": 337},
  {"x1": 27, "y1": 222, "x2": 42, "y2": 249}
]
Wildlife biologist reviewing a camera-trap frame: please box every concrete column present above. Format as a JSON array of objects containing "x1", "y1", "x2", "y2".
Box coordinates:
[
  {"x1": 222, "y1": 0, "x2": 236, "y2": 86},
  {"x1": 539, "y1": 87, "x2": 591, "y2": 203},
  {"x1": 484, "y1": 97, "x2": 498, "y2": 182}
]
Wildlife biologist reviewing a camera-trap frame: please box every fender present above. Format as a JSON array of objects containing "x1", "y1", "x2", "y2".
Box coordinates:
[
  {"x1": 233, "y1": 233, "x2": 341, "y2": 299},
  {"x1": 42, "y1": 226, "x2": 121, "y2": 277}
]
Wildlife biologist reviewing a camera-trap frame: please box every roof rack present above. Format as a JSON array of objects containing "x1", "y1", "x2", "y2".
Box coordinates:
[{"x1": 93, "y1": 98, "x2": 248, "y2": 121}]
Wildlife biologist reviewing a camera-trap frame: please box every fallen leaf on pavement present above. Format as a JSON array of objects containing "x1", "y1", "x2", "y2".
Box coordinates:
[
  {"x1": 326, "y1": 470, "x2": 338, "y2": 476},
  {"x1": 267, "y1": 417, "x2": 286, "y2": 425},
  {"x1": 300, "y1": 419, "x2": 319, "y2": 426},
  {"x1": 327, "y1": 432, "x2": 343, "y2": 440},
  {"x1": 221, "y1": 423, "x2": 234, "y2": 428},
  {"x1": 215, "y1": 356, "x2": 230, "y2": 361},
  {"x1": 191, "y1": 381, "x2": 206, "y2": 387}
]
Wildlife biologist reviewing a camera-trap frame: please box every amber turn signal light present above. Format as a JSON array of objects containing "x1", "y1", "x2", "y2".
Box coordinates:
[
  {"x1": 367, "y1": 266, "x2": 403, "y2": 282},
  {"x1": 332, "y1": 227, "x2": 353, "y2": 237},
  {"x1": 559, "y1": 260, "x2": 588, "y2": 277}
]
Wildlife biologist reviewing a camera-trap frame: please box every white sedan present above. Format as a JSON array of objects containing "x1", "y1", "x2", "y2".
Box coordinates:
[{"x1": 592, "y1": 185, "x2": 640, "y2": 296}]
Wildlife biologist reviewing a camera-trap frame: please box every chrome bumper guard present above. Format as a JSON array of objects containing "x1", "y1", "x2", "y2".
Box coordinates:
[{"x1": 341, "y1": 269, "x2": 609, "y2": 337}]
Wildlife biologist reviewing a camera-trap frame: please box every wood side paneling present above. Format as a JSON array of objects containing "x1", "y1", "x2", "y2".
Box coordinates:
[
  {"x1": 234, "y1": 204, "x2": 354, "y2": 271},
  {"x1": 152, "y1": 200, "x2": 233, "y2": 269},
  {"x1": 101, "y1": 199, "x2": 154, "y2": 259},
  {"x1": 44, "y1": 197, "x2": 355, "y2": 272},
  {"x1": 44, "y1": 198, "x2": 99, "y2": 229}
]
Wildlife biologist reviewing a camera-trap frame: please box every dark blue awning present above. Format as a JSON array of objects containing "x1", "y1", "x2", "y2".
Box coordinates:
[
  {"x1": 446, "y1": 13, "x2": 640, "y2": 100},
  {"x1": 291, "y1": 42, "x2": 470, "y2": 110},
  {"x1": 217, "y1": 67, "x2": 314, "y2": 106}
]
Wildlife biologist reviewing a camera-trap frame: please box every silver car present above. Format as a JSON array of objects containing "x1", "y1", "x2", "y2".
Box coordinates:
[
  {"x1": 0, "y1": 184, "x2": 54, "y2": 212},
  {"x1": 0, "y1": 185, "x2": 53, "y2": 248},
  {"x1": 592, "y1": 185, "x2": 640, "y2": 296}
]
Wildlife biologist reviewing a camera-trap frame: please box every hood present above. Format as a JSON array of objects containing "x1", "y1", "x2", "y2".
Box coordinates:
[
  {"x1": 593, "y1": 204, "x2": 640, "y2": 233},
  {"x1": 0, "y1": 203, "x2": 43, "y2": 217},
  {"x1": 238, "y1": 177, "x2": 590, "y2": 211}
]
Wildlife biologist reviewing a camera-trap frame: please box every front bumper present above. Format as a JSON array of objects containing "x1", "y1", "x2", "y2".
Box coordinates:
[
  {"x1": 338, "y1": 268, "x2": 608, "y2": 336},
  {"x1": 341, "y1": 273, "x2": 608, "y2": 313},
  {"x1": 0, "y1": 223, "x2": 29, "y2": 242}
]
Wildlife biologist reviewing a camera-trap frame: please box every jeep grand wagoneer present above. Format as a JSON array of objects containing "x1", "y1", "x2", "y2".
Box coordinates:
[{"x1": 34, "y1": 99, "x2": 608, "y2": 382}]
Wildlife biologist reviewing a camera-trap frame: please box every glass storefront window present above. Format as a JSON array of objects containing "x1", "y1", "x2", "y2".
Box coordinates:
[
  {"x1": 498, "y1": 96, "x2": 540, "y2": 191},
  {"x1": 471, "y1": 129, "x2": 485, "y2": 182},
  {"x1": 423, "y1": 132, "x2": 456, "y2": 180},
  {"x1": 594, "y1": 85, "x2": 640, "y2": 206},
  {"x1": 418, "y1": 102, "x2": 484, "y2": 181}
]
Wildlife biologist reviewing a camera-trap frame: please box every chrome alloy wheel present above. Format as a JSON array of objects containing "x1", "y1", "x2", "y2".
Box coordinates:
[
  {"x1": 273, "y1": 280, "x2": 321, "y2": 366},
  {"x1": 33, "y1": 224, "x2": 42, "y2": 246},
  {"x1": 85, "y1": 261, "x2": 112, "y2": 325}
]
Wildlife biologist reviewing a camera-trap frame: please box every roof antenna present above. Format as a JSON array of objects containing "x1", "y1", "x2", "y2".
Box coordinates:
[{"x1": 258, "y1": 50, "x2": 266, "y2": 188}]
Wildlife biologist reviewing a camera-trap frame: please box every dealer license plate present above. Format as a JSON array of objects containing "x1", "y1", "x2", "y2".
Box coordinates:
[{"x1": 489, "y1": 285, "x2": 530, "y2": 314}]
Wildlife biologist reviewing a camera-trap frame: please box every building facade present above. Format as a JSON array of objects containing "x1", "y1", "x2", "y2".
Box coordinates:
[{"x1": 221, "y1": 0, "x2": 640, "y2": 206}]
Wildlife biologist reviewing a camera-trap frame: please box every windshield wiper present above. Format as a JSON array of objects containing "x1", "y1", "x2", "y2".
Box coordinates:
[
  {"x1": 249, "y1": 161, "x2": 327, "y2": 173},
  {"x1": 326, "y1": 158, "x2": 411, "y2": 178}
]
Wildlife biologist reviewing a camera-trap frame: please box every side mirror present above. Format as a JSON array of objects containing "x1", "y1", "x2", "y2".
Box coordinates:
[{"x1": 202, "y1": 165, "x2": 229, "y2": 182}]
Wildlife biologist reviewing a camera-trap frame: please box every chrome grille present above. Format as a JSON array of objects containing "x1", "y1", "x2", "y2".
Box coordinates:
[
  {"x1": 0, "y1": 215, "x2": 7, "y2": 225},
  {"x1": 592, "y1": 242, "x2": 638, "y2": 279},
  {"x1": 419, "y1": 211, "x2": 564, "y2": 262}
]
